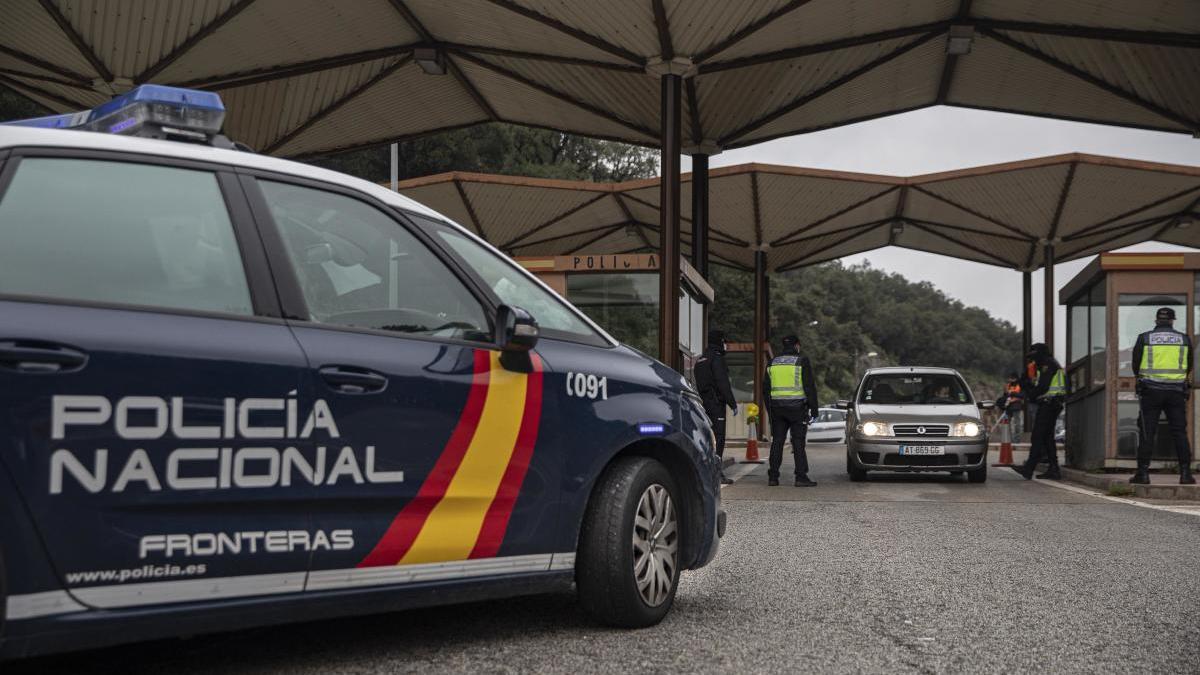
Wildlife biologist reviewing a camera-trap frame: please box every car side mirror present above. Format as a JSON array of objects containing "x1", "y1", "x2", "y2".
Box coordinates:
[
  {"x1": 978, "y1": 400, "x2": 995, "y2": 410},
  {"x1": 495, "y1": 305, "x2": 538, "y2": 352}
]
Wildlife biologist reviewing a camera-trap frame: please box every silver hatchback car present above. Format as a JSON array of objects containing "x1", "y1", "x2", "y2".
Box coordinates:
[{"x1": 844, "y1": 367, "x2": 992, "y2": 482}]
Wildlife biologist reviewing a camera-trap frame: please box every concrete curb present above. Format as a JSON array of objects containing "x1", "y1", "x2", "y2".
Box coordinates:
[{"x1": 1061, "y1": 467, "x2": 1199, "y2": 500}]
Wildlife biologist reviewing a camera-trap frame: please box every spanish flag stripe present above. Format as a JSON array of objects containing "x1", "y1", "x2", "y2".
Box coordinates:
[
  {"x1": 469, "y1": 353, "x2": 544, "y2": 559},
  {"x1": 357, "y1": 349, "x2": 492, "y2": 568},
  {"x1": 398, "y1": 351, "x2": 529, "y2": 564}
]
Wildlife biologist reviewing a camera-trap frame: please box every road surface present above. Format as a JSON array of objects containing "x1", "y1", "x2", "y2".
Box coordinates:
[{"x1": 13, "y1": 445, "x2": 1200, "y2": 674}]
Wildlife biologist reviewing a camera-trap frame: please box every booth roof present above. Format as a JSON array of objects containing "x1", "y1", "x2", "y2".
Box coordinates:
[
  {"x1": 1, "y1": 1, "x2": 1197, "y2": 158},
  {"x1": 395, "y1": 153, "x2": 1200, "y2": 271}
]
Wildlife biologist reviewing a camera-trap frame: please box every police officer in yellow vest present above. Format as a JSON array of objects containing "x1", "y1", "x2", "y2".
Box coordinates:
[
  {"x1": 1131, "y1": 307, "x2": 1195, "y2": 485},
  {"x1": 1014, "y1": 343, "x2": 1066, "y2": 480},
  {"x1": 763, "y1": 334, "x2": 819, "y2": 487}
]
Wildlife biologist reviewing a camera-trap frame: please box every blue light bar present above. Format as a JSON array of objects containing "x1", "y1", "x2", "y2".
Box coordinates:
[
  {"x1": 2, "y1": 84, "x2": 226, "y2": 143},
  {"x1": 638, "y1": 423, "x2": 666, "y2": 436}
]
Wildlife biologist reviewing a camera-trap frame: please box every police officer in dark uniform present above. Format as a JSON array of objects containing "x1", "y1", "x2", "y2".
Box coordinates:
[
  {"x1": 1014, "y1": 343, "x2": 1065, "y2": 480},
  {"x1": 763, "y1": 334, "x2": 819, "y2": 487},
  {"x1": 1131, "y1": 307, "x2": 1195, "y2": 485},
  {"x1": 694, "y1": 329, "x2": 737, "y2": 485}
]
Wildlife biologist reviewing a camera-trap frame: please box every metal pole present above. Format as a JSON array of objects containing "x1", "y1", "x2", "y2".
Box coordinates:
[
  {"x1": 390, "y1": 142, "x2": 398, "y2": 191},
  {"x1": 1022, "y1": 270, "x2": 1032, "y2": 355},
  {"x1": 691, "y1": 153, "x2": 709, "y2": 278},
  {"x1": 1044, "y1": 243, "x2": 1056, "y2": 355},
  {"x1": 659, "y1": 74, "x2": 683, "y2": 372},
  {"x1": 754, "y1": 250, "x2": 767, "y2": 441}
]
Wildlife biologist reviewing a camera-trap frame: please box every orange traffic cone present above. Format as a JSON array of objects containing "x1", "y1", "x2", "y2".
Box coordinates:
[
  {"x1": 993, "y1": 415, "x2": 1014, "y2": 467},
  {"x1": 741, "y1": 403, "x2": 764, "y2": 464},
  {"x1": 743, "y1": 436, "x2": 762, "y2": 463}
]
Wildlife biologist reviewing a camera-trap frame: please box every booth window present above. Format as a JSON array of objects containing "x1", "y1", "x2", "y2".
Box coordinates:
[
  {"x1": 1117, "y1": 294, "x2": 1185, "y2": 376},
  {"x1": 1089, "y1": 280, "x2": 1106, "y2": 386},
  {"x1": 566, "y1": 272, "x2": 658, "y2": 357}
]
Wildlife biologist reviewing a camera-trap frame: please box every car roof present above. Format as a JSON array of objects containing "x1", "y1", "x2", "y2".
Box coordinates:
[
  {"x1": 0, "y1": 126, "x2": 445, "y2": 220},
  {"x1": 863, "y1": 366, "x2": 963, "y2": 376}
]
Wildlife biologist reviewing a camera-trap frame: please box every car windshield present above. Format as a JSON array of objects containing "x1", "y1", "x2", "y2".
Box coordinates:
[{"x1": 858, "y1": 373, "x2": 971, "y2": 405}]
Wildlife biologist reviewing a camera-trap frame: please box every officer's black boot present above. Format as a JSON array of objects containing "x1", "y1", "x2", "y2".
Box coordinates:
[
  {"x1": 1129, "y1": 463, "x2": 1151, "y2": 484},
  {"x1": 794, "y1": 474, "x2": 816, "y2": 487},
  {"x1": 1181, "y1": 465, "x2": 1196, "y2": 485},
  {"x1": 720, "y1": 470, "x2": 734, "y2": 485}
]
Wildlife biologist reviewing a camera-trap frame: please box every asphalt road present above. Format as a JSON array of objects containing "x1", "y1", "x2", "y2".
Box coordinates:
[{"x1": 14, "y1": 445, "x2": 1200, "y2": 674}]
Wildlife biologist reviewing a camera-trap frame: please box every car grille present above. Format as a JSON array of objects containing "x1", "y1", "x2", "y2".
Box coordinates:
[
  {"x1": 892, "y1": 424, "x2": 950, "y2": 437},
  {"x1": 882, "y1": 453, "x2": 957, "y2": 466},
  {"x1": 857, "y1": 451, "x2": 880, "y2": 464}
]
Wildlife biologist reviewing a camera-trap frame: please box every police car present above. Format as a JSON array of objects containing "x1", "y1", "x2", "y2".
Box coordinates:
[{"x1": 0, "y1": 87, "x2": 723, "y2": 658}]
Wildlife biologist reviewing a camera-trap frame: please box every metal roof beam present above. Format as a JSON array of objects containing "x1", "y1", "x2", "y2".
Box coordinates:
[
  {"x1": 974, "y1": 19, "x2": 1200, "y2": 49},
  {"x1": 566, "y1": 224, "x2": 628, "y2": 254},
  {"x1": 388, "y1": 0, "x2": 434, "y2": 41},
  {"x1": 503, "y1": 193, "x2": 611, "y2": 248},
  {"x1": 908, "y1": 185, "x2": 1035, "y2": 239},
  {"x1": 909, "y1": 222, "x2": 1014, "y2": 267},
  {"x1": 935, "y1": 0, "x2": 973, "y2": 104},
  {"x1": 1064, "y1": 183, "x2": 1200, "y2": 241},
  {"x1": 0, "y1": 72, "x2": 87, "y2": 109},
  {"x1": 37, "y1": 0, "x2": 113, "y2": 83},
  {"x1": 770, "y1": 186, "x2": 901, "y2": 247},
  {"x1": 980, "y1": 27, "x2": 1200, "y2": 131},
  {"x1": 262, "y1": 55, "x2": 412, "y2": 155},
  {"x1": 0, "y1": 67, "x2": 91, "y2": 89},
  {"x1": 904, "y1": 217, "x2": 1035, "y2": 243},
  {"x1": 613, "y1": 193, "x2": 654, "y2": 250},
  {"x1": 750, "y1": 171, "x2": 763, "y2": 246},
  {"x1": 719, "y1": 31, "x2": 941, "y2": 146},
  {"x1": 447, "y1": 56, "x2": 500, "y2": 121},
  {"x1": 453, "y1": 178, "x2": 489, "y2": 240},
  {"x1": 776, "y1": 222, "x2": 887, "y2": 271},
  {"x1": 889, "y1": 186, "x2": 909, "y2": 245},
  {"x1": 137, "y1": 0, "x2": 258, "y2": 82},
  {"x1": 725, "y1": 102, "x2": 935, "y2": 150},
  {"x1": 480, "y1": 0, "x2": 645, "y2": 66},
  {"x1": 617, "y1": 192, "x2": 750, "y2": 246},
  {"x1": 700, "y1": 22, "x2": 946, "y2": 74},
  {"x1": 651, "y1": 0, "x2": 674, "y2": 60},
  {"x1": 176, "y1": 45, "x2": 418, "y2": 89},
  {"x1": 512, "y1": 222, "x2": 633, "y2": 250},
  {"x1": 1065, "y1": 215, "x2": 1174, "y2": 257},
  {"x1": 1046, "y1": 161, "x2": 1077, "y2": 240},
  {"x1": 0, "y1": 43, "x2": 90, "y2": 84},
  {"x1": 694, "y1": 0, "x2": 817, "y2": 64},
  {"x1": 453, "y1": 51, "x2": 658, "y2": 140}
]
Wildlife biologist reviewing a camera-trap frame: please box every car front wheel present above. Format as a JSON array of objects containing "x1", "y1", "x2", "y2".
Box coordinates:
[
  {"x1": 577, "y1": 456, "x2": 681, "y2": 627},
  {"x1": 968, "y1": 463, "x2": 988, "y2": 483},
  {"x1": 847, "y1": 453, "x2": 867, "y2": 481}
]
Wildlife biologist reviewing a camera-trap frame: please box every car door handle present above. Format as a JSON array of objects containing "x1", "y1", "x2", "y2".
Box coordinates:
[
  {"x1": 0, "y1": 341, "x2": 88, "y2": 373},
  {"x1": 318, "y1": 366, "x2": 388, "y2": 394}
]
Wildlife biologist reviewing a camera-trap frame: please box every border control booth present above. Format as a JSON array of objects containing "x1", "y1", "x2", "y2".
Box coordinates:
[
  {"x1": 1061, "y1": 252, "x2": 1200, "y2": 471},
  {"x1": 516, "y1": 253, "x2": 714, "y2": 374}
]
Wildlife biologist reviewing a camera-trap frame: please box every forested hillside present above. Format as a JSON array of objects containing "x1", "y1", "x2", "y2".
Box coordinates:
[{"x1": 708, "y1": 262, "x2": 1021, "y2": 402}]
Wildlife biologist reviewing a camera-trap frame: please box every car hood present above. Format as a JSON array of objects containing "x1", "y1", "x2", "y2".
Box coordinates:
[{"x1": 855, "y1": 403, "x2": 981, "y2": 423}]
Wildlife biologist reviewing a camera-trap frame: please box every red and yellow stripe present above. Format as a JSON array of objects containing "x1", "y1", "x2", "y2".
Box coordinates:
[{"x1": 359, "y1": 350, "x2": 544, "y2": 567}]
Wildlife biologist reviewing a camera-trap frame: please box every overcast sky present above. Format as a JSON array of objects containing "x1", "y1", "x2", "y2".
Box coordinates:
[{"x1": 681, "y1": 107, "x2": 1200, "y2": 358}]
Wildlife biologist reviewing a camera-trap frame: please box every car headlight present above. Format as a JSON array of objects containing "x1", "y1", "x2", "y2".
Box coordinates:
[
  {"x1": 953, "y1": 421, "x2": 981, "y2": 437},
  {"x1": 859, "y1": 421, "x2": 891, "y2": 437}
]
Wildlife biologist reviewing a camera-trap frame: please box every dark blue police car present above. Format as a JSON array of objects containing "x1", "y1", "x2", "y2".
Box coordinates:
[{"x1": 0, "y1": 86, "x2": 723, "y2": 658}]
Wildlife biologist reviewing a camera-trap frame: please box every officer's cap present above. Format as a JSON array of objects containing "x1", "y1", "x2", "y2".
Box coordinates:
[
  {"x1": 708, "y1": 328, "x2": 726, "y2": 345},
  {"x1": 781, "y1": 334, "x2": 799, "y2": 347},
  {"x1": 1026, "y1": 342, "x2": 1049, "y2": 359},
  {"x1": 1156, "y1": 307, "x2": 1176, "y2": 322}
]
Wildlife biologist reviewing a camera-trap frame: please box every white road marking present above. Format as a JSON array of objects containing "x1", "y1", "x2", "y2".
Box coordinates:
[{"x1": 1032, "y1": 478, "x2": 1200, "y2": 518}]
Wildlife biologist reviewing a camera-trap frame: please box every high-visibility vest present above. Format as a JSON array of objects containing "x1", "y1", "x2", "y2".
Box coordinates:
[
  {"x1": 1138, "y1": 329, "x2": 1190, "y2": 384},
  {"x1": 1043, "y1": 366, "x2": 1066, "y2": 398},
  {"x1": 767, "y1": 355, "x2": 806, "y2": 403}
]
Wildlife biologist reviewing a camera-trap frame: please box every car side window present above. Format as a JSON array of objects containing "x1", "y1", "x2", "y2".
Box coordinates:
[
  {"x1": 258, "y1": 181, "x2": 490, "y2": 342},
  {"x1": 0, "y1": 157, "x2": 253, "y2": 315},
  {"x1": 417, "y1": 215, "x2": 608, "y2": 347}
]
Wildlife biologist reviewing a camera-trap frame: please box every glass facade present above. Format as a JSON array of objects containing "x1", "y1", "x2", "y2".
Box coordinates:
[
  {"x1": 1117, "y1": 294, "x2": 1185, "y2": 376},
  {"x1": 678, "y1": 289, "x2": 705, "y2": 361},
  {"x1": 566, "y1": 272, "x2": 659, "y2": 356}
]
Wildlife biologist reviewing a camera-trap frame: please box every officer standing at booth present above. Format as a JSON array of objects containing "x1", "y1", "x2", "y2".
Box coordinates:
[
  {"x1": 1131, "y1": 307, "x2": 1196, "y2": 485},
  {"x1": 763, "y1": 334, "x2": 819, "y2": 487},
  {"x1": 1014, "y1": 343, "x2": 1065, "y2": 481},
  {"x1": 694, "y1": 329, "x2": 738, "y2": 485}
]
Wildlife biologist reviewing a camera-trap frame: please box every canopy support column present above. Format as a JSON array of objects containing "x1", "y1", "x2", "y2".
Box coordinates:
[
  {"x1": 390, "y1": 142, "x2": 398, "y2": 191},
  {"x1": 1044, "y1": 243, "x2": 1056, "y2": 355},
  {"x1": 659, "y1": 73, "x2": 683, "y2": 371},
  {"x1": 1022, "y1": 270, "x2": 1032, "y2": 355},
  {"x1": 753, "y1": 250, "x2": 768, "y2": 441},
  {"x1": 691, "y1": 153, "x2": 709, "y2": 278}
]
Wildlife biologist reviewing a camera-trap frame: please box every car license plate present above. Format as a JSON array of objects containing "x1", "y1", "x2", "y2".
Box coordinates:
[{"x1": 899, "y1": 445, "x2": 945, "y2": 455}]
